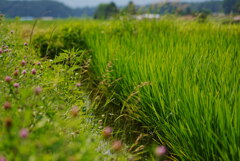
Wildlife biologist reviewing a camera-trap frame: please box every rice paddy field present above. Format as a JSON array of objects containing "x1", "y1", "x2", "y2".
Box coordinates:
[{"x1": 1, "y1": 17, "x2": 240, "y2": 160}]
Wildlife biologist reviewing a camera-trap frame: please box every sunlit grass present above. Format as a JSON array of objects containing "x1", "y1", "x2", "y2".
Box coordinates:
[{"x1": 81, "y1": 19, "x2": 240, "y2": 161}]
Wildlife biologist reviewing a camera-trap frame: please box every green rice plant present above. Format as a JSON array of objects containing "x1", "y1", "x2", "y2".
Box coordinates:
[{"x1": 80, "y1": 19, "x2": 240, "y2": 160}]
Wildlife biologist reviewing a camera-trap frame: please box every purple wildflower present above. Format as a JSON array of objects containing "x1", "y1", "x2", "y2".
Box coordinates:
[
  {"x1": 31, "y1": 68, "x2": 36, "y2": 75},
  {"x1": 0, "y1": 156, "x2": 7, "y2": 161},
  {"x1": 102, "y1": 126, "x2": 113, "y2": 138},
  {"x1": 19, "y1": 128, "x2": 29, "y2": 138},
  {"x1": 22, "y1": 70, "x2": 27, "y2": 75},
  {"x1": 76, "y1": 83, "x2": 81, "y2": 87},
  {"x1": 112, "y1": 140, "x2": 123, "y2": 152},
  {"x1": 34, "y1": 87, "x2": 42, "y2": 95},
  {"x1": 70, "y1": 106, "x2": 79, "y2": 117},
  {"x1": 5, "y1": 76, "x2": 12, "y2": 83},
  {"x1": 3, "y1": 101, "x2": 11, "y2": 110},
  {"x1": 21, "y1": 60, "x2": 26, "y2": 66},
  {"x1": 13, "y1": 70, "x2": 19, "y2": 76},
  {"x1": 13, "y1": 83, "x2": 20, "y2": 88},
  {"x1": 155, "y1": 146, "x2": 168, "y2": 157}
]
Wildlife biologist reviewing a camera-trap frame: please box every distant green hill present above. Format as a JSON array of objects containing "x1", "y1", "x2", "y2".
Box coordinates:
[
  {"x1": 0, "y1": 0, "x2": 95, "y2": 18},
  {"x1": 0, "y1": 0, "x2": 224, "y2": 19},
  {"x1": 140, "y1": 1, "x2": 223, "y2": 15}
]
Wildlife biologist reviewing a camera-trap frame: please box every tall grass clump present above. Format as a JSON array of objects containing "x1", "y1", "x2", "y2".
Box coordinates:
[
  {"x1": 0, "y1": 19, "x2": 131, "y2": 161},
  {"x1": 82, "y1": 19, "x2": 240, "y2": 160}
]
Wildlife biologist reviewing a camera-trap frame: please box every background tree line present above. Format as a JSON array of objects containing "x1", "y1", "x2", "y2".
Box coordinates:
[
  {"x1": 0, "y1": 0, "x2": 239, "y2": 19},
  {"x1": 0, "y1": 0, "x2": 95, "y2": 18}
]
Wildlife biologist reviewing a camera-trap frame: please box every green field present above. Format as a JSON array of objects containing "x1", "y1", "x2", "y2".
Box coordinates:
[
  {"x1": 1, "y1": 17, "x2": 240, "y2": 161},
  {"x1": 82, "y1": 19, "x2": 240, "y2": 160}
]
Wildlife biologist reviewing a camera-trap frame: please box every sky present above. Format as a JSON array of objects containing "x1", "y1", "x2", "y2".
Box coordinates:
[{"x1": 54, "y1": 0, "x2": 206, "y2": 8}]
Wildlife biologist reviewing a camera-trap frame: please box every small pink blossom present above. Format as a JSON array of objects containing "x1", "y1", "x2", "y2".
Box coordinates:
[
  {"x1": 19, "y1": 128, "x2": 29, "y2": 138},
  {"x1": 3, "y1": 101, "x2": 11, "y2": 110},
  {"x1": 70, "y1": 106, "x2": 79, "y2": 117},
  {"x1": 24, "y1": 42, "x2": 28, "y2": 46},
  {"x1": 0, "y1": 156, "x2": 7, "y2": 161},
  {"x1": 13, "y1": 70, "x2": 19, "y2": 76},
  {"x1": 31, "y1": 68, "x2": 37, "y2": 75},
  {"x1": 5, "y1": 76, "x2": 12, "y2": 83},
  {"x1": 0, "y1": 48, "x2": 2, "y2": 54},
  {"x1": 102, "y1": 127, "x2": 113, "y2": 138},
  {"x1": 34, "y1": 87, "x2": 42, "y2": 95},
  {"x1": 155, "y1": 146, "x2": 167, "y2": 157},
  {"x1": 21, "y1": 60, "x2": 26, "y2": 66},
  {"x1": 76, "y1": 83, "x2": 81, "y2": 87},
  {"x1": 13, "y1": 83, "x2": 20, "y2": 88},
  {"x1": 22, "y1": 70, "x2": 27, "y2": 75},
  {"x1": 111, "y1": 140, "x2": 123, "y2": 152}
]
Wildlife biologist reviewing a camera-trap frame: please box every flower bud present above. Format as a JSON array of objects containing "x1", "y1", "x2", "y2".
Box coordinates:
[
  {"x1": 102, "y1": 126, "x2": 113, "y2": 138},
  {"x1": 31, "y1": 68, "x2": 36, "y2": 75},
  {"x1": 22, "y1": 70, "x2": 27, "y2": 75},
  {"x1": 5, "y1": 76, "x2": 12, "y2": 83},
  {"x1": 19, "y1": 128, "x2": 29, "y2": 138},
  {"x1": 111, "y1": 140, "x2": 123, "y2": 152},
  {"x1": 76, "y1": 83, "x2": 81, "y2": 87},
  {"x1": 13, "y1": 70, "x2": 19, "y2": 76},
  {"x1": 5, "y1": 118, "x2": 12, "y2": 128},
  {"x1": 3, "y1": 101, "x2": 11, "y2": 110},
  {"x1": 21, "y1": 60, "x2": 26, "y2": 66},
  {"x1": 0, "y1": 156, "x2": 7, "y2": 161},
  {"x1": 34, "y1": 86, "x2": 42, "y2": 95},
  {"x1": 70, "y1": 106, "x2": 79, "y2": 117},
  {"x1": 13, "y1": 83, "x2": 20, "y2": 88},
  {"x1": 155, "y1": 146, "x2": 167, "y2": 157}
]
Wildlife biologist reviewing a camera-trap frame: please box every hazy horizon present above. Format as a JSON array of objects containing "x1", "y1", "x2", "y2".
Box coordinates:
[{"x1": 33, "y1": 0, "x2": 211, "y2": 8}]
